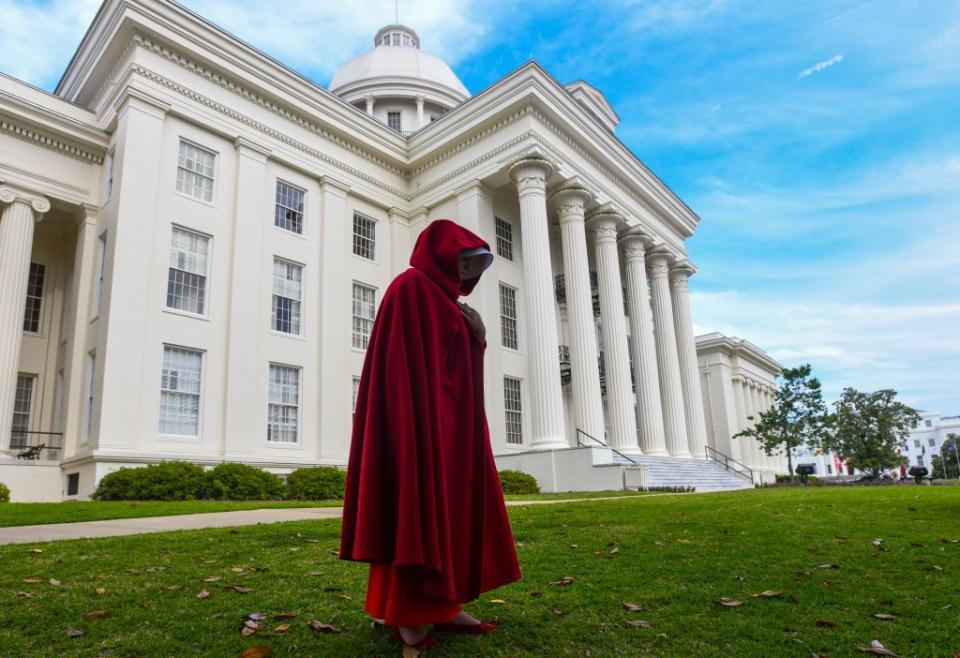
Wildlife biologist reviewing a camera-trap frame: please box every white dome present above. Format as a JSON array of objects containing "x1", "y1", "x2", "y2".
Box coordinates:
[{"x1": 329, "y1": 25, "x2": 469, "y2": 104}]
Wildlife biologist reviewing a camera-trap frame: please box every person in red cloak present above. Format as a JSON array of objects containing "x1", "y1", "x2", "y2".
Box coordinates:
[{"x1": 340, "y1": 219, "x2": 522, "y2": 650}]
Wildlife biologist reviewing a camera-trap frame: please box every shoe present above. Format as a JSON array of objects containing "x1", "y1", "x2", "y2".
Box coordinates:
[
  {"x1": 392, "y1": 626, "x2": 441, "y2": 650},
  {"x1": 434, "y1": 621, "x2": 498, "y2": 634}
]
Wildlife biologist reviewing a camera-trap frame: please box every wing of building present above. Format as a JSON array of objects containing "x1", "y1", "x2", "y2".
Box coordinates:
[{"x1": 0, "y1": 0, "x2": 789, "y2": 501}]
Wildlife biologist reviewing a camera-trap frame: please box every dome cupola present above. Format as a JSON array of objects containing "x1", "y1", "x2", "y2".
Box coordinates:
[{"x1": 329, "y1": 24, "x2": 469, "y2": 135}]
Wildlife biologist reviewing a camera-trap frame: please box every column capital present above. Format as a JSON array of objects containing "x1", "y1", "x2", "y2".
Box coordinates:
[
  {"x1": 619, "y1": 230, "x2": 654, "y2": 263},
  {"x1": 646, "y1": 246, "x2": 676, "y2": 278},
  {"x1": 549, "y1": 182, "x2": 592, "y2": 224},
  {"x1": 585, "y1": 204, "x2": 624, "y2": 241},
  {"x1": 234, "y1": 135, "x2": 272, "y2": 160},
  {"x1": 0, "y1": 186, "x2": 51, "y2": 218},
  {"x1": 670, "y1": 259, "x2": 696, "y2": 288},
  {"x1": 508, "y1": 157, "x2": 553, "y2": 194}
]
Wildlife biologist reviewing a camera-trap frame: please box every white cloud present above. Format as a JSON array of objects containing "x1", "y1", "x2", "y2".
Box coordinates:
[
  {"x1": 0, "y1": 0, "x2": 100, "y2": 88},
  {"x1": 798, "y1": 53, "x2": 844, "y2": 78}
]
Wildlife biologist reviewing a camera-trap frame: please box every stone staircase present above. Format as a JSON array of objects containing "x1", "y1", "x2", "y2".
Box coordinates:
[{"x1": 612, "y1": 453, "x2": 754, "y2": 492}]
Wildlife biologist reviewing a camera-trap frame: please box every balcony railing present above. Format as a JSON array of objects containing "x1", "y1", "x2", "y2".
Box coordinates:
[{"x1": 9, "y1": 430, "x2": 62, "y2": 460}]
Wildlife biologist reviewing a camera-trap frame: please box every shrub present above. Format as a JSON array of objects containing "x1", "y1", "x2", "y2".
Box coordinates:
[
  {"x1": 203, "y1": 463, "x2": 284, "y2": 500},
  {"x1": 775, "y1": 474, "x2": 822, "y2": 486},
  {"x1": 284, "y1": 467, "x2": 346, "y2": 501},
  {"x1": 0, "y1": 482, "x2": 9, "y2": 503},
  {"x1": 498, "y1": 469, "x2": 540, "y2": 494},
  {"x1": 92, "y1": 461, "x2": 207, "y2": 501}
]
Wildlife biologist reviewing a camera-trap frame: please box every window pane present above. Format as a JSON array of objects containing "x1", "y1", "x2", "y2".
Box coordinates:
[
  {"x1": 353, "y1": 213, "x2": 377, "y2": 260},
  {"x1": 167, "y1": 227, "x2": 209, "y2": 314},
  {"x1": 352, "y1": 283, "x2": 377, "y2": 350},
  {"x1": 275, "y1": 181, "x2": 305, "y2": 234},
  {"x1": 23, "y1": 263, "x2": 45, "y2": 332},
  {"x1": 272, "y1": 258, "x2": 303, "y2": 334},
  {"x1": 504, "y1": 377, "x2": 523, "y2": 445},
  {"x1": 267, "y1": 364, "x2": 300, "y2": 443},
  {"x1": 495, "y1": 217, "x2": 513, "y2": 261},
  {"x1": 159, "y1": 346, "x2": 202, "y2": 436},
  {"x1": 176, "y1": 141, "x2": 216, "y2": 202},
  {"x1": 499, "y1": 284, "x2": 518, "y2": 350}
]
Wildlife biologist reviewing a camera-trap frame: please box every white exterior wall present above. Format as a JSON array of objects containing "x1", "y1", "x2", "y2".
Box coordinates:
[{"x1": 903, "y1": 412, "x2": 960, "y2": 471}]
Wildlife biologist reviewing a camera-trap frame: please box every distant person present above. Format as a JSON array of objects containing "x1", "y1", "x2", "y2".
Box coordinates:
[{"x1": 339, "y1": 219, "x2": 521, "y2": 651}]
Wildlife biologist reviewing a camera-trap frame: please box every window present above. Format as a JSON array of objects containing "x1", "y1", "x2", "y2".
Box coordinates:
[
  {"x1": 66, "y1": 473, "x2": 79, "y2": 496},
  {"x1": 499, "y1": 283, "x2": 518, "y2": 349},
  {"x1": 903, "y1": 443, "x2": 909, "y2": 452},
  {"x1": 353, "y1": 213, "x2": 377, "y2": 260},
  {"x1": 275, "y1": 181, "x2": 305, "y2": 234},
  {"x1": 917, "y1": 456, "x2": 925, "y2": 466},
  {"x1": 911, "y1": 420, "x2": 918, "y2": 429},
  {"x1": 495, "y1": 217, "x2": 513, "y2": 261},
  {"x1": 352, "y1": 283, "x2": 377, "y2": 350},
  {"x1": 176, "y1": 140, "x2": 216, "y2": 202},
  {"x1": 925, "y1": 419, "x2": 933, "y2": 428},
  {"x1": 10, "y1": 374, "x2": 35, "y2": 449},
  {"x1": 23, "y1": 263, "x2": 45, "y2": 333},
  {"x1": 166, "y1": 226, "x2": 209, "y2": 315},
  {"x1": 83, "y1": 351, "x2": 95, "y2": 442},
  {"x1": 914, "y1": 439, "x2": 921, "y2": 448},
  {"x1": 392, "y1": 33, "x2": 400, "y2": 46},
  {"x1": 826, "y1": 464, "x2": 833, "y2": 474},
  {"x1": 352, "y1": 376, "x2": 361, "y2": 421},
  {"x1": 272, "y1": 258, "x2": 303, "y2": 335},
  {"x1": 159, "y1": 345, "x2": 202, "y2": 436},
  {"x1": 387, "y1": 112, "x2": 402, "y2": 131},
  {"x1": 504, "y1": 377, "x2": 523, "y2": 445},
  {"x1": 92, "y1": 233, "x2": 106, "y2": 318},
  {"x1": 267, "y1": 364, "x2": 300, "y2": 443},
  {"x1": 929, "y1": 438, "x2": 936, "y2": 447},
  {"x1": 103, "y1": 149, "x2": 115, "y2": 201}
]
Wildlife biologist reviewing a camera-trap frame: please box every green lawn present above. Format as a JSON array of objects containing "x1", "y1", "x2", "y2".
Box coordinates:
[
  {"x1": 0, "y1": 491, "x2": 654, "y2": 528},
  {"x1": 2, "y1": 487, "x2": 958, "y2": 657}
]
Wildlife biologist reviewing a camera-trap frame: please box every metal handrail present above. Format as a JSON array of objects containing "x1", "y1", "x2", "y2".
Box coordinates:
[
  {"x1": 705, "y1": 445, "x2": 753, "y2": 482},
  {"x1": 576, "y1": 428, "x2": 639, "y2": 465}
]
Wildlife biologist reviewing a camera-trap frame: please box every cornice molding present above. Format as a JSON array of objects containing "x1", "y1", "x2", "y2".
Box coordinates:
[{"x1": 0, "y1": 117, "x2": 104, "y2": 163}]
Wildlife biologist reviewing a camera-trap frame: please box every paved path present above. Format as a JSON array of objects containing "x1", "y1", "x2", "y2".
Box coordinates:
[{"x1": 0, "y1": 495, "x2": 666, "y2": 546}]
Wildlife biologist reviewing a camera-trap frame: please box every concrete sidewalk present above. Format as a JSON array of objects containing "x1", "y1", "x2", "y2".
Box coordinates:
[{"x1": 0, "y1": 494, "x2": 663, "y2": 546}]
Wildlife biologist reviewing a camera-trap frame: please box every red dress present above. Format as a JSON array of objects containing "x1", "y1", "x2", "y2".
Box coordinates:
[{"x1": 339, "y1": 219, "x2": 521, "y2": 626}]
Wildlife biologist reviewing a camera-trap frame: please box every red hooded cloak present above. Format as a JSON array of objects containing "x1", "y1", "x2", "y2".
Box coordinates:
[{"x1": 340, "y1": 219, "x2": 521, "y2": 621}]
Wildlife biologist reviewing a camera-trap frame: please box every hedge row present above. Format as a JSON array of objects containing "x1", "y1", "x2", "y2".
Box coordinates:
[{"x1": 91, "y1": 461, "x2": 346, "y2": 501}]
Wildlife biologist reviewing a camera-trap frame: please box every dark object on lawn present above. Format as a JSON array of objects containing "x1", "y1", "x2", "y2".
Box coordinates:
[
  {"x1": 17, "y1": 444, "x2": 45, "y2": 460},
  {"x1": 908, "y1": 466, "x2": 928, "y2": 485},
  {"x1": 795, "y1": 464, "x2": 816, "y2": 483}
]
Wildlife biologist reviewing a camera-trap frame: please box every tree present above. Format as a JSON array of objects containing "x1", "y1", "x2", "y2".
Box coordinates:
[
  {"x1": 733, "y1": 364, "x2": 832, "y2": 476},
  {"x1": 931, "y1": 435, "x2": 960, "y2": 479},
  {"x1": 825, "y1": 388, "x2": 919, "y2": 477}
]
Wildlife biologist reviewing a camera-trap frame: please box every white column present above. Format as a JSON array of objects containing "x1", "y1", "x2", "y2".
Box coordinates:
[
  {"x1": 364, "y1": 95, "x2": 375, "y2": 116},
  {"x1": 0, "y1": 186, "x2": 51, "y2": 449},
  {"x1": 620, "y1": 232, "x2": 668, "y2": 455},
  {"x1": 730, "y1": 375, "x2": 747, "y2": 464},
  {"x1": 748, "y1": 381, "x2": 763, "y2": 468},
  {"x1": 62, "y1": 204, "x2": 99, "y2": 458},
  {"x1": 647, "y1": 249, "x2": 690, "y2": 457},
  {"x1": 508, "y1": 157, "x2": 566, "y2": 449},
  {"x1": 223, "y1": 137, "x2": 270, "y2": 459},
  {"x1": 670, "y1": 261, "x2": 709, "y2": 459},
  {"x1": 740, "y1": 378, "x2": 757, "y2": 468},
  {"x1": 550, "y1": 184, "x2": 605, "y2": 441},
  {"x1": 416, "y1": 95, "x2": 425, "y2": 129},
  {"x1": 586, "y1": 207, "x2": 639, "y2": 452}
]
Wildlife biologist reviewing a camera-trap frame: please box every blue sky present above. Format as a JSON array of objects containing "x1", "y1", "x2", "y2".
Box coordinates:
[{"x1": 2, "y1": 0, "x2": 958, "y2": 412}]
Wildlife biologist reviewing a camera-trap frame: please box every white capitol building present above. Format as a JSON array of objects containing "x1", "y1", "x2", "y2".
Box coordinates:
[{"x1": 0, "y1": 0, "x2": 788, "y2": 501}]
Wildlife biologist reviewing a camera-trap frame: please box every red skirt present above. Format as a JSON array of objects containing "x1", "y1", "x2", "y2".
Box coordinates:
[{"x1": 365, "y1": 563, "x2": 461, "y2": 626}]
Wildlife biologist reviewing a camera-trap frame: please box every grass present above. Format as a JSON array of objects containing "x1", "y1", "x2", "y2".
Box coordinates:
[
  {"x1": 0, "y1": 491, "x2": 654, "y2": 528},
  {"x1": 2, "y1": 486, "x2": 958, "y2": 657}
]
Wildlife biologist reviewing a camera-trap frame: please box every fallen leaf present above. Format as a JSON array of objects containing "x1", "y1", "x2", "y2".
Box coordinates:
[
  {"x1": 551, "y1": 576, "x2": 576, "y2": 586},
  {"x1": 231, "y1": 567, "x2": 246, "y2": 574},
  {"x1": 610, "y1": 547, "x2": 620, "y2": 555},
  {"x1": 856, "y1": 640, "x2": 897, "y2": 656},
  {"x1": 64, "y1": 627, "x2": 83, "y2": 638},
  {"x1": 308, "y1": 620, "x2": 342, "y2": 634},
  {"x1": 196, "y1": 589, "x2": 210, "y2": 599},
  {"x1": 817, "y1": 619, "x2": 838, "y2": 628},
  {"x1": 95, "y1": 587, "x2": 106, "y2": 595},
  {"x1": 338, "y1": 594, "x2": 352, "y2": 601},
  {"x1": 622, "y1": 603, "x2": 645, "y2": 612},
  {"x1": 753, "y1": 590, "x2": 782, "y2": 598},
  {"x1": 489, "y1": 599, "x2": 507, "y2": 604},
  {"x1": 231, "y1": 585, "x2": 253, "y2": 593},
  {"x1": 82, "y1": 610, "x2": 109, "y2": 621},
  {"x1": 163, "y1": 585, "x2": 182, "y2": 591},
  {"x1": 15, "y1": 591, "x2": 33, "y2": 598},
  {"x1": 247, "y1": 612, "x2": 268, "y2": 622},
  {"x1": 932, "y1": 565, "x2": 944, "y2": 571},
  {"x1": 239, "y1": 647, "x2": 274, "y2": 658},
  {"x1": 28, "y1": 548, "x2": 43, "y2": 553},
  {"x1": 624, "y1": 620, "x2": 652, "y2": 628},
  {"x1": 274, "y1": 623, "x2": 291, "y2": 633},
  {"x1": 22, "y1": 578, "x2": 41, "y2": 584},
  {"x1": 570, "y1": 544, "x2": 578, "y2": 549},
  {"x1": 553, "y1": 609, "x2": 565, "y2": 616},
  {"x1": 145, "y1": 566, "x2": 167, "y2": 572},
  {"x1": 818, "y1": 563, "x2": 840, "y2": 569},
  {"x1": 872, "y1": 613, "x2": 897, "y2": 621},
  {"x1": 735, "y1": 575, "x2": 746, "y2": 582},
  {"x1": 873, "y1": 538, "x2": 884, "y2": 547},
  {"x1": 203, "y1": 576, "x2": 222, "y2": 582},
  {"x1": 717, "y1": 598, "x2": 742, "y2": 608},
  {"x1": 654, "y1": 540, "x2": 665, "y2": 546},
  {"x1": 48, "y1": 578, "x2": 61, "y2": 586}
]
